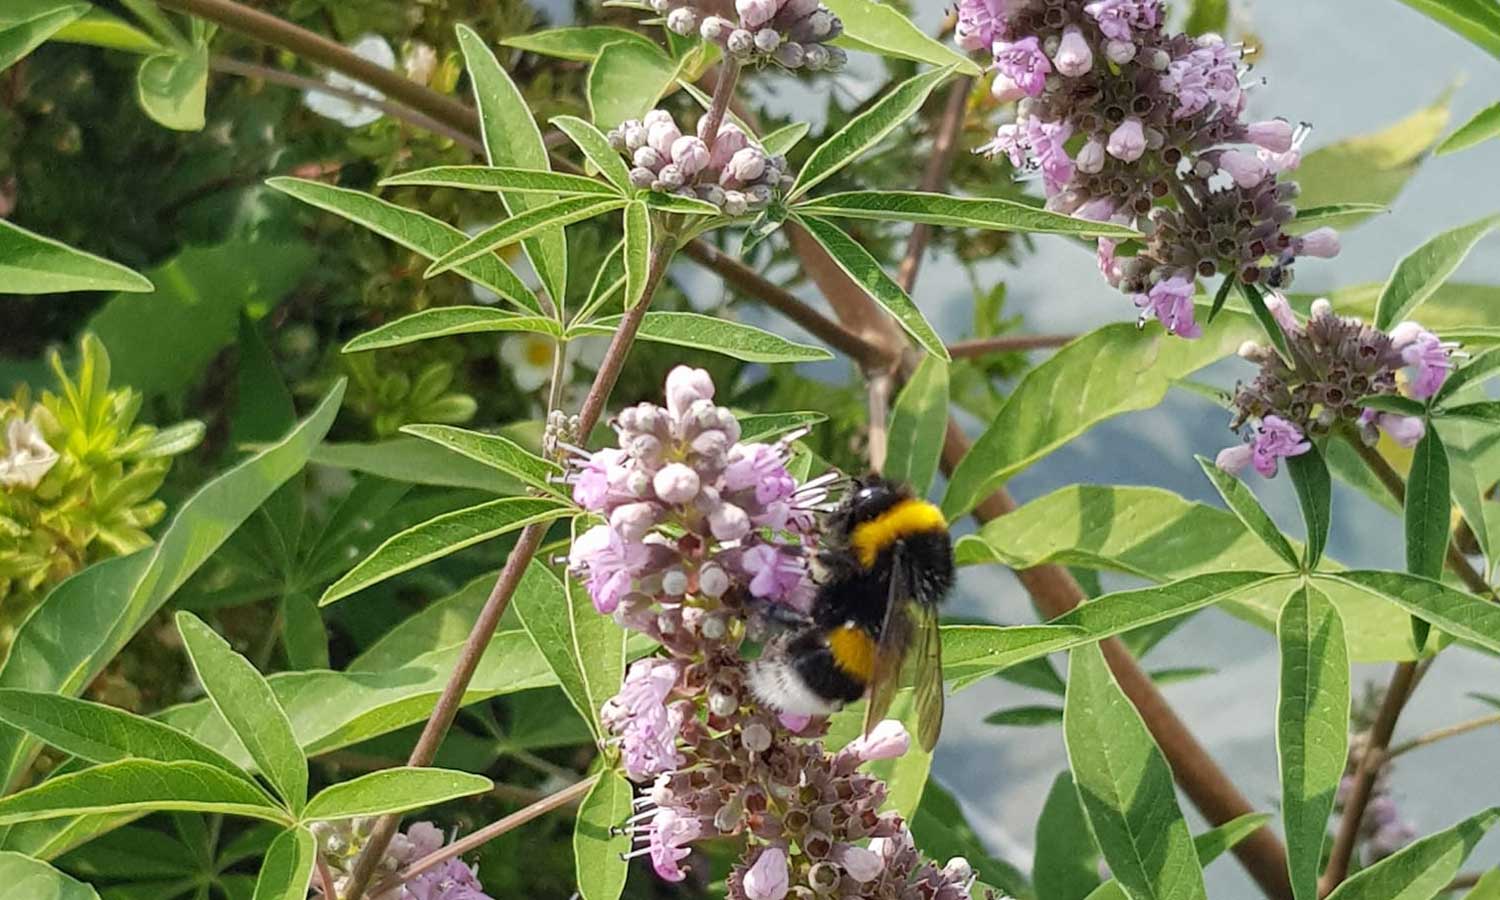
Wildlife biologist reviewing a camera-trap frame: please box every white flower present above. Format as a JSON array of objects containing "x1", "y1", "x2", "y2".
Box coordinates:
[
  {"x1": 302, "y1": 34, "x2": 395, "y2": 128},
  {"x1": 0, "y1": 417, "x2": 59, "y2": 489},
  {"x1": 499, "y1": 334, "x2": 556, "y2": 392}
]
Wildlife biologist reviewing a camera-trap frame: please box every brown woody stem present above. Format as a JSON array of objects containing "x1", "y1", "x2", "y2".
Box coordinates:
[
  {"x1": 1387, "y1": 711, "x2": 1500, "y2": 758},
  {"x1": 947, "y1": 333, "x2": 1077, "y2": 357}
]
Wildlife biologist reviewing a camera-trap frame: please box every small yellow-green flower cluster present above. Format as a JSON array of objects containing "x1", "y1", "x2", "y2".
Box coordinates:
[{"x1": 0, "y1": 335, "x2": 201, "y2": 648}]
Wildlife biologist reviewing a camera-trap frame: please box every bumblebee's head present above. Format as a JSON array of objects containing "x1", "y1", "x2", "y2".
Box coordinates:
[{"x1": 826, "y1": 474, "x2": 910, "y2": 538}]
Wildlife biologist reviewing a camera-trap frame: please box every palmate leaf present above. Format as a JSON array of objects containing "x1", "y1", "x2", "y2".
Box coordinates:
[
  {"x1": 790, "y1": 66, "x2": 953, "y2": 200},
  {"x1": 942, "y1": 314, "x2": 1255, "y2": 520},
  {"x1": 458, "y1": 24, "x2": 568, "y2": 307},
  {"x1": 574, "y1": 771, "x2": 632, "y2": 900},
  {"x1": 1277, "y1": 584, "x2": 1350, "y2": 900},
  {"x1": 302, "y1": 768, "x2": 491, "y2": 820},
  {"x1": 1374, "y1": 212, "x2": 1500, "y2": 330},
  {"x1": 342, "y1": 307, "x2": 561, "y2": 354},
  {"x1": 1325, "y1": 807, "x2": 1500, "y2": 900},
  {"x1": 0, "y1": 383, "x2": 343, "y2": 791},
  {"x1": 793, "y1": 190, "x2": 1139, "y2": 238},
  {"x1": 569, "y1": 311, "x2": 834, "y2": 363},
  {"x1": 0, "y1": 851, "x2": 101, "y2": 900},
  {"x1": 884, "y1": 355, "x2": 949, "y2": 495},
  {"x1": 267, "y1": 178, "x2": 540, "y2": 313},
  {"x1": 319, "y1": 496, "x2": 573, "y2": 606},
  {"x1": 0, "y1": 760, "x2": 288, "y2": 827},
  {"x1": 251, "y1": 828, "x2": 316, "y2": 900},
  {"x1": 0, "y1": 220, "x2": 152, "y2": 294},
  {"x1": 1064, "y1": 642, "x2": 1208, "y2": 900},
  {"x1": 1437, "y1": 100, "x2": 1500, "y2": 156}
]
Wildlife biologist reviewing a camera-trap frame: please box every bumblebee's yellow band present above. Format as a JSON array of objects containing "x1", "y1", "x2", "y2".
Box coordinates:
[
  {"x1": 828, "y1": 624, "x2": 876, "y2": 683},
  {"x1": 849, "y1": 498, "x2": 947, "y2": 568}
]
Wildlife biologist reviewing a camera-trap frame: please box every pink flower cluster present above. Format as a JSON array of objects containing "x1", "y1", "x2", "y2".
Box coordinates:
[
  {"x1": 1216, "y1": 296, "x2": 1454, "y2": 478},
  {"x1": 607, "y1": 111, "x2": 792, "y2": 217},
  {"x1": 310, "y1": 820, "x2": 491, "y2": 900},
  {"x1": 650, "y1": 0, "x2": 847, "y2": 71},
  {"x1": 959, "y1": 0, "x2": 1341, "y2": 338},
  {"x1": 566, "y1": 367, "x2": 980, "y2": 898}
]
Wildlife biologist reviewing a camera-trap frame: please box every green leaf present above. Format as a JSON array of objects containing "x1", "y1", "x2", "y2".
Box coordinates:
[
  {"x1": 381, "y1": 166, "x2": 620, "y2": 197},
  {"x1": 790, "y1": 66, "x2": 953, "y2": 200},
  {"x1": 502, "y1": 26, "x2": 657, "y2": 61},
  {"x1": 1082, "y1": 814, "x2": 1275, "y2": 900},
  {"x1": 308, "y1": 439, "x2": 522, "y2": 494},
  {"x1": 1318, "y1": 571, "x2": 1500, "y2": 654},
  {"x1": 1441, "y1": 401, "x2": 1500, "y2": 424},
  {"x1": 0, "y1": 1, "x2": 88, "y2": 71},
  {"x1": 267, "y1": 177, "x2": 540, "y2": 313},
  {"x1": 1276, "y1": 584, "x2": 1350, "y2": 900},
  {"x1": 0, "y1": 850, "x2": 101, "y2": 900},
  {"x1": 457, "y1": 23, "x2": 567, "y2": 309},
  {"x1": 426, "y1": 196, "x2": 627, "y2": 278},
  {"x1": 913, "y1": 780, "x2": 1033, "y2": 900},
  {"x1": 821, "y1": 0, "x2": 981, "y2": 73},
  {"x1": 942, "y1": 316, "x2": 1255, "y2": 520},
  {"x1": 0, "y1": 690, "x2": 244, "y2": 774},
  {"x1": 1290, "y1": 203, "x2": 1390, "y2": 234},
  {"x1": 1286, "y1": 442, "x2": 1332, "y2": 570},
  {"x1": 1358, "y1": 394, "x2": 1429, "y2": 417},
  {"x1": 884, "y1": 355, "x2": 949, "y2": 495},
  {"x1": 1463, "y1": 869, "x2": 1500, "y2": 900},
  {"x1": 1326, "y1": 807, "x2": 1500, "y2": 900},
  {"x1": 280, "y1": 590, "x2": 328, "y2": 672},
  {"x1": 588, "y1": 39, "x2": 678, "y2": 130},
  {"x1": 176, "y1": 613, "x2": 307, "y2": 815},
  {"x1": 824, "y1": 688, "x2": 932, "y2": 817},
  {"x1": 570, "y1": 311, "x2": 835, "y2": 363},
  {"x1": 761, "y1": 121, "x2": 810, "y2": 156},
  {"x1": 983, "y1": 705, "x2": 1063, "y2": 727},
  {"x1": 251, "y1": 827, "x2": 315, "y2": 900},
  {"x1": 50, "y1": 8, "x2": 161, "y2": 54},
  {"x1": 551, "y1": 115, "x2": 634, "y2": 193},
  {"x1": 641, "y1": 191, "x2": 720, "y2": 216},
  {"x1": 1183, "y1": 0, "x2": 1228, "y2": 34},
  {"x1": 0, "y1": 760, "x2": 287, "y2": 826},
  {"x1": 0, "y1": 220, "x2": 152, "y2": 294},
  {"x1": 794, "y1": 190, "x2": 1140, "y2": 238},
  {"x1": 343, "y1": 307, "x2": 560, "y2": 353},
  {"x1": 1435, "y1": 346, "x2": 1500, "y2": 407},
  {"x1": 623, "y1": 200, "x2": 652, "y2": 309},
  {"x1": 1239, "y1": 281, "x2": 1295, "y2": 364},
  {"x1": 737, "y1": 411, "x2": 828, "y2": 443},
  {"x1": 135, "y1": 42, "x2": 208, "y2": 131},
  {"x1": 319, "y1": 496, "x2": 573, "y2": 606},
  {"x1": 1392, "y1": 0, "x2": 1500, "y2": 60},
  {"x1": 1406, "y1": 427, "x2": 1451, "y2": 582},
  {"x1": 793, "y1": 214, "x2": 947, "y2": 359},
  {"x1": 1045, "y1": 571, "x2": 1284, "y2": 645},
  {"x1": 1295, "y1": 94, "x2": 1451, "y2": 231},
  {"x1": 399, "y1": 424, "x2": 563, "y2": 495},
  {"x1": 0, "y1": 384, "x2": 342, "y2": 791},
  {"x1": 1437, "y1": 100, "x2": 1500, "y2": 155},
  {"x1": 940, "y1": 625, "x2": 1091, "y2": 688},
  {"x1": 1064, "y1": 642, "x2": 1207, "y2": 900},
  {"x1": 1442, "y1": 418, "x2": 1497, "y2": 578},
  {"x1": 512, "y1": 550, "x2": 626, "y2": 740},
  {"x1": 1375, "y1": 213, "x2": 1500, "y2": 330},
  {"x1": 302, "y1": 768, "x2": 491, "y2": 821},
  {"x1": 574, "y1": 771, "x2": 632, "y2": 900},
  {"x1": 1035, "y1": 771, "x2": 1103, "y2": 900},
  {"x1": 1195, "y1": 455, "x2": 1300, "y2": 570}
]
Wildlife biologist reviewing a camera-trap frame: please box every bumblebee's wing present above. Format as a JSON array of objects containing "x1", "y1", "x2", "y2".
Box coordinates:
[
  {"x1": 911, "y1": 603, "x2": 944, "y2": 751},
  {"x1": 862, "y1": 545, "x2": 913, "y2": 737}
]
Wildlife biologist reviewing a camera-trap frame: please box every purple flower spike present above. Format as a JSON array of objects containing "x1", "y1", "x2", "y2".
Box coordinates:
[
  {"x1": 1136, "y1": 275, "x2": 1201, "y2": 338},
  {"x1": 993, "y1": 36, "x2": 1051, "y2": 97},
  {"x1": 1390, "y1": 322, "x2": 1454, "y2": 399},
  {"x1": 1251, "y1": 416, "x2": 1311, "y2": 477},
  {"x1": 743, "y1": 846, "x2": 790, "y2": 900}
]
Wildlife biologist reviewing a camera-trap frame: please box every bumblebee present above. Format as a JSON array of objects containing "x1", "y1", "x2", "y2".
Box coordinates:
[{"x1": 748, "y1": 475, "x2": 955, "y2": 750}]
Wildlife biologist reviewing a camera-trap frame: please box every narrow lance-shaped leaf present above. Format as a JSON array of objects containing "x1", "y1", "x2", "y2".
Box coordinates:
[
  {"x1": 1286, "y1": 442, "x2": 1331, "y2": 570},
  {"x1": 793, "y1": 190, "x2": 1140, "y2": 238},
  {"x1": 1375, "y1": 212, "x2": 1500, "y2": 330},
  {"x1": 1436, "y1": 100, "x2": 1500, "y2": 156},
  {"x1": 1239, "y1": 281, "x2": 1295, "y2": 364},
  {"x1": 0, "y1": 759, "x2": 289, "y2": 827},
  {"x1": 381, "y1": 166, "x2": 621, "y2": 197},
  {"x1": 302, "y1": 768, "x2": 492, "y2": 820},
  {"x1": 1081, "y1": 813, "x2": 1275, "y2": 900},
  {"x1": 1064, "y1": 642, "x2": 1208, "y2": 900},
  {"x1": 266, "y1": 178, "x2": 540, "y2": 313},
  {"x1": 1406, "y1": 427, "x2": 1451, "y2": 582},
  {"x1": 251, "y1": 828, "x2": 316, "y2": 900},
  {"x1": 0, "y1": 220, "x2": 153, "y2": 294},
  {"x1": 623, "y1": 200, "x2": 652, "y2": 309},
  {"x1": 884, "y1": 356, "x2": 949, "y2": 496},
  {"x1": 1434, "y1": 345, "x2": 1500, "y2": 407},
  {"x1": 176, "y1": 613, "x2": 308, "y2": 815},
  {"x1": 1033, "y1": 771, "x2": 1103, "y2": 900},
  {"x1": 575, "y1": 771, "x2": 632, "y2": 900},
  {"x1": 790, "y1": 66, "x2": 954, "y2": 200},
  {"x1": 570, "y1": 311, "x2": 834, "y2": 364},
  {"x1": 1325, "y1": 807, "x2": 1500, "y2": 900},
  {"x1": 457, "y1": 23, "x2": 568, "y2": 308},
  {"x1": 399, "y1": 424, "x2": 564, "y2": 496},
  {"x1": 793, "y1": 215, "x2": 948, "y2": 360},
  {"x1": 1195, "y1": 456, "x2": 1300, "y2": 569},
  {"x1": 551, "y1": 115, "x2": 634, "y2": 193},
  {"x1": 319, "y1": 496, "x2": 573, "y2": 606},
  {"x1": 501, "y1": 26, "x2": 659, "y2": 61},
  {"x1": 427, "y1": 195, "x2": 626, "y2": 278},
  {"x1": 1276, "y1": 583, "x2": 1350, "y2": 900},
  {"x1": 1316, "y1": 571, "x2": 1500, "y2": 654},
  {"x1": 343, "y1": 308, "x2": 561, "y2": 354},
  {"x1": 821, "y1": 0, "x2": 981, "y2": 73}
]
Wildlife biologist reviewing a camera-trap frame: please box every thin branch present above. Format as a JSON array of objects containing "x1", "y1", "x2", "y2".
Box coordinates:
[
  {"x1": 896, "y1": 75, "x2": 972, "y2": 293},
  {"x1": 697, "y1": 64, "x2": 740, "y2": 157},
  {"x1": 1388, "y1": 711, "x2": 1500, "y2": 758},
  {"x1": 947, "y1": 333, "x2": 1076, "y2": 357},
  {"x1": 316, "y1": 854, "x2": 338, "y2": 899},
  {"x1": 867, "y1": 371, "x2": 894, "y2": 473}
]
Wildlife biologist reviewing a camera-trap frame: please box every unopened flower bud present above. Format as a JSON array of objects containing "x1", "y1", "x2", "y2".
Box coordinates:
[
  {"x1": 742, "y1": 721, "x2": 772, "y2": 751},
  {"x1": 723, "y1": 190, "x2": 749, "y2": 217},
  {"x1": 666, "y1": 365, "x2": 715, "y2": 417},
  {"x1": 654, "y1": 463, "x2": 701, "y2": 504},
  {"x1": 942, "y1": 857, "x2": 974, "y2": 884},
  {"x1": 1295, "y1": 227, "x2": 1340, "y2": 259},
  {"x1": 657, "y1": 164, "x2": 686, "y2": 189},
  {"x1": 1376, "y1": 413, "x2": 1426, "y2": 448},
  {"x1": 709, "y1": 502, "x2": 751, "y2": 540},
  {"x1": 728, "y1": 28, "x2": 755, "y2": 56},
  {"x1": 1107, "y1": 117, "x2": 1146, "y2": 162},
  {"x1": 666, "y1": 6, "x2": 699, "y2": 35},
  {"x1": 648, "y1": 120, "x2": 682, "y2": 155},
  {"x1": 1105, "y1": 39, "x2": 1137, "y2": 64},
  {"x1": 634, "y1": 146, "x2": 663, "y2": 170},
  {"x1": 1263, "y1": 291, "x2": 1299, "y2": 332},
  {"x1": 671, "y1": 135, "x2": 710, "y2": 176},
  {"x1": 701, "y1": 16, "x2": 730, "y2": 42},
  {"x1": 1053, "y1": 26, "x2": 1093, "y2": 77},
  {"x1": 1246, "y1": 118, "x2": 1295, "y2": 153},
  {"x1": 1076, "y1": 137, "x2": 1106, "y2": 174},
  {"x1": 803, "y1": 43, "x2": 829, "y2": 69},
  {"x1": 611, "y1": 502, "x2": 659, "y2": 541},
  {"x1": 698, "y1": 184, "x2": 728, "y2": 207},
  {"x1": 774, "y1": 40, "x2": 806, "y2": 68},
  {"x1": 1238, "y1": 340, "x2": 1264, "y2": 360},
  {"x1": 1310, "y1": 298, "x2": 1335, "y2": 320},
  {"x1": 710, "y1": 689, "x2": 739, "y2": 716},
  {"x1": 823, "y1": 45, "x2": 847, "y2": 69},
  {"x1": 745, "y1": 184, "x2": 773, "y2": 207},
  {"x1": 737, "y1": 0, "x2": 779, "y2": 29},
  {"x1": 755, "y1": 28, "x2": 781, "y2": 53},
  {"x1": 744, "y1": 848, "x2": 790, "y2": 900},
  {"x1": 701, "y1": 611, "x2": 727, "y2": 638},
  {"x1": 1219, "y1": 150, "x2": 1267, "y2": 188},
  {"x1": 1215, "y1": 443, "x2": 1253, "y2": 475},
  {"x1": 843, "y1": 719, "x2": 910, "y2": 762},
  {"x1": 699, "y1": 563, "x2": 730, "y2": 597}
]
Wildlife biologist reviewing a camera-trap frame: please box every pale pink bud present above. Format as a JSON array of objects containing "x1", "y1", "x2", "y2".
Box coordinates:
[
  {"x1": 709, "y1": 502, "x2": 751, "y2": 540},
  {"x1": 654, "y1": 463, "x2": 701, "y2": 504},
  {"x1": 1296, "y1": 227, "x2": 1341, "y2": 259},
  {"x1": 726, "y1": 147, "x2": 767, "y2": 182},
  {"x1": 836, "y1": 845, "x2": 884, "y2": 882},
  {"x1": 1053, "y1": 26, "x2": 1094, "y2": 77},
  {"x1": 744, "y1": 848, "x2": 790, "y2": 900},
  {"x1": 705, "y1": 124, "x2": 749, "y2": 168},
  {"x1": 1076, "y1": 196, "x2": 1117, "y2": 222},
  {"x1": 1264, "y1": 291, "x2": 1299, "y2": 332},
  {"x1": 844, "y1": 719, "x2": 910, "y2": 761},
  {"x1": 699, "y1": 563, "x2": 730, "y2": 597},
  {"x1": 1215, "y1": 443, "x2": 1253, "y2": 475},
  {"x1": 737, "y1": 0, "x2": 778, "y2": 29},
  {"x1": 754, "y1": 28, "x2": 781, "y2": 52},
  {"x1": 700, "y1": 15, "x2": 730, "y2": 42},
  {"x1": 633, "y1": 145, "x2": 663, "y2": 170},
  {"x1": 648, "y1": 120, "x2": 682, "y2": 155},
  {"x1": 1076, "y1": 137, "x2": 1106, "y2": 174},
  {"x1": 990, "y1": 72, "x2": 1025, "y2": 103},
  {"x1": 1377, "y1": 413, "x2": 1426, "y2": 448},
  {"x1": 665, "y1": 365, "x2": 715, "y2": 417},
  {"x1": 1218, "y1": 149, "x2": 1267, "y2": 188},
  {"x1": 671, "y1": 135, "x2": 710, "y2": 176},
  {"x1": 643, "y1": 109, "x2": 673, "y2": 129},
  {"x1": 666, "y1": 6, "x2": 699, "y2": 35},
  {"x1": 1310, "y1": 298, "x2": 1334, "y2": 320},
  {"x1": 610, "y1": 502, "x2": 658, "y2": 541},
  {"x1": 1106, "y1": 117, "x2": 1146, "y2": 162},
  {"x1": 1105, "y1": 39, "x2": 1136, "y2": 64},
  {"x1": 942, "y1": 858, "x2": 974, "y2": 884},
  {"x1": 1389, "y1": 320, "x2": 1426, "y2": 349},
  {"x1": 778, "y1": 712, "x2": 811, "y2": 731},
  {"x1": 1246, "y1": 118, "x2": 1295, "y2": 153}
]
